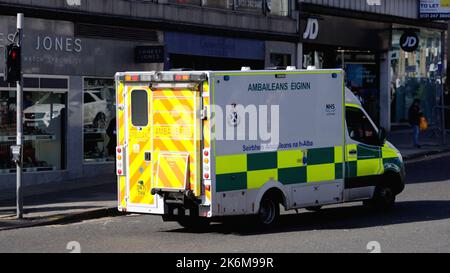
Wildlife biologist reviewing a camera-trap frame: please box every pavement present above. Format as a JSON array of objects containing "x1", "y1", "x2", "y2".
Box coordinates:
[
  {"x1": 0, "y1": 179, "x2": 120, "y2": 231},
  {"x1": 388, "y1": 125, "x2": 450, "y2": 160},
  {"x1": 0, "y1": 126, "x2": 449, "y2": 232}
]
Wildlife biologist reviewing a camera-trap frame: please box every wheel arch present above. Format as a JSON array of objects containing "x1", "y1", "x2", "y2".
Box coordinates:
[
  {"x1": 254, "y1": 181, "x2": 289, "y2": 213},
  {"x1": 380, "y1": 169, "x2": 405, "y2": 195}
]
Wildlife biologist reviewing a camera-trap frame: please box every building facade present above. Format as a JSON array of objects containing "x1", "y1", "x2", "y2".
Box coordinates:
[
  {"x1": 297, "y1": 0, "x2": 448, "y2": 133},
  {"x1": 0, "y1": 0, "x2": 447, "y2": 191},
  {"x1": 0, "y1": 0, "x2": 297, "y2": 191}
]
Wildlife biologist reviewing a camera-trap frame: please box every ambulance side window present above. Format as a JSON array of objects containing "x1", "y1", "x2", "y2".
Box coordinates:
[
  {"x1": 131, "y1": 89, "x2": 148, "y2": 127},
  {"x1": 346, "y1": 107, "x2": 379, "y2": 146}
]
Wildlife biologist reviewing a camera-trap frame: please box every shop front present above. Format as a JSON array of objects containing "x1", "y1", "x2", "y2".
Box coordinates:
[
  {"x1": 390, "y1": 27, "x2": 445, "y2": 128},
  {"x1": 299, "y1": 14, "x2": 391, "y2": 126},
  {"x1": 298, "y1": 12, "x2": 447, "y2": 132},
  {"x1": 0, "y1": 16, "x2": 164, "y2": 190}
]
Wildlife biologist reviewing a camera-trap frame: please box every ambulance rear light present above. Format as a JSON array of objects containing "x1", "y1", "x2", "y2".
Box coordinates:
[
  {"x1": 175, "y1": 74, "x2": 190, "y2": 81},
  {"x1": 202, "y1": 148, "x2": 211, "y2": 180},
  {"x1": 123, "y1": 74, "x2": 152, "y2": 82},
  {"x1": 116, "y1": 146, "x2": 125, "y2": 176},
  {"x1": 153, "y1": 72, "x2": 206, "y2": 82},
  {"x1": 125, "y1": 75, "x2": 139, "y2": 82}
]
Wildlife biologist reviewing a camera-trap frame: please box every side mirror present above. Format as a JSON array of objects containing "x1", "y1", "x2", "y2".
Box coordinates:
[{"x1": 378, "y1": 127, "x2": 387, "y2": 146}]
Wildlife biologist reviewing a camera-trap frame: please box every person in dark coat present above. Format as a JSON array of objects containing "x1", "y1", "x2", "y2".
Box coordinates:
[
  {"x1": 408, "y1": 99, "x2": 422, "y2": 148},
  {"x1": 106, "y1": 117, "x2": 117, "y2": 159}
]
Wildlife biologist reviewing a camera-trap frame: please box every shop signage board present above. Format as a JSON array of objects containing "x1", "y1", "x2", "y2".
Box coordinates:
[
  {"x1": 400, "y1": 31, "x2": 419, "y2": 52},
  {"x1": 419, "y1": 0, "x2": 450, "y2": 19},
  {"x1": 135, "y1": 46, "x2": 165, "y2": 63}
]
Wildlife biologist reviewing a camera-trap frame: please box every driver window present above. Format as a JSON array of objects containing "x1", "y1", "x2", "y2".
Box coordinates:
[{"x1": 346, "y1": 107, "x2": 379, "y2": 146}]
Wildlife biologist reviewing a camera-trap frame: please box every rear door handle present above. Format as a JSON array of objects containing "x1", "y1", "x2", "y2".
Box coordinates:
[{"x1": 349, "y1": 149, "x2": 357, "y2": 155}]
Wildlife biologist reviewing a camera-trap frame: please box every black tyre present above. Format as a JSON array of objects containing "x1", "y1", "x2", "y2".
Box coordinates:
[
  {"x1": 364, "y1": 186, "x2": 396, "y2": 211},
  {"x1": 305, "y1": 206, "x2": 322, "y2": 212},
  {"x1": 257, "y1": 197, "x2": 280, "y2": 226}
]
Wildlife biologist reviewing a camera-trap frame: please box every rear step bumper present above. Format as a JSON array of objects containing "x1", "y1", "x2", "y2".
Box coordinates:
[
  {"x1": 152, "y1": 189, "x2": 203, "y2": 222},
  {"x1": 151, "y1": 188, "x2": 200, "y2": 205}
]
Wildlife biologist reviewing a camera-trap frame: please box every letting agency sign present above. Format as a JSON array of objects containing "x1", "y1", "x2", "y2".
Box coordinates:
[{"x1": 420, "y1": 0, "x2": 450, "y2": 19}]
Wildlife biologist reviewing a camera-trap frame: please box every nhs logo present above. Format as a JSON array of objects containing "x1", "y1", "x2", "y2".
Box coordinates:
[{"x1": 326, "y1": 104, "x2": 336, "y2": 116}]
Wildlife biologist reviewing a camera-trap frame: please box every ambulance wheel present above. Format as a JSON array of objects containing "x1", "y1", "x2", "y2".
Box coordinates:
[
  {"x1": 305, "y1": 206, "x2": 322, "y2": 212},
  {"x1": 364, "y1": 186, "x2": 395, "y2": 211},
  {"x1": 257, "y1": 197, "x2": 280, "y2": 226}
]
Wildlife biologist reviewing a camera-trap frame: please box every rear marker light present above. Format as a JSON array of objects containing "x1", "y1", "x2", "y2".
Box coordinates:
[
  {"x1": 118, "y1": 169, "x2": 122, "y2": 175},
  {"x1": 117, "y1": 148, "x2": 122, "y2": 153},
  {"x1": 204, "y1": 173, "x2": 210, "y2": 179}
]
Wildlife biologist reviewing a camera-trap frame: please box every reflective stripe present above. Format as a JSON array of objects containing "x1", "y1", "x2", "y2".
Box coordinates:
[
  {"x1": 247, "y1": 169, "x2": 278, "y2": 189},
  {"x1": 334, "y1": 146, "x2": 343, "y2": 163},
  {"x1": 216, "y1": 154, "x2": 247, "y2": 175},
  {"x1": 215, "y1": 144, "x2": 403, "y2": 192},
  {"x1": 307, "y1": 163, "x2": 335, "y2": 182},
  {"x1": 357, "y1": 158, "x2": 380, "y2": 176},
  {"x1": 277, "y1": 149, "x2": 304, "y2": 169}
]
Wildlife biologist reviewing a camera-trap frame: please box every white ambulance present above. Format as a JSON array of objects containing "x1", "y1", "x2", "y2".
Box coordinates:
[{"x1": 115, "y1": 68, "x2": 405, "y2": 228}]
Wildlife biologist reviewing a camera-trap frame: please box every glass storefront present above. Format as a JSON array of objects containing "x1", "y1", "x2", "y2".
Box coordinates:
[
  {"x1": 0, "y1": 76, "x2": 67, "y2": 173},
  {"x1": 270, "y1": 53, "x2": 291, "y2": 67},
  {"x1": 167, "y1": 0, "x2": 290, "y2": 16},
  {"x1": 83, "y1": 78, "x2": 116, "y2": 163},
  {"x1": 390, "y1": 27, "x2": 444, "y2": 125},
  {"x1": 302, "y1": 45, "x2": 380, "y2": 124}
]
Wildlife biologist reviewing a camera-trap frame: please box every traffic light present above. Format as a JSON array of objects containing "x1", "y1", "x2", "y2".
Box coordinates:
[{"x1": 4, "y1": 44, "x2": 21, "y2": 83}]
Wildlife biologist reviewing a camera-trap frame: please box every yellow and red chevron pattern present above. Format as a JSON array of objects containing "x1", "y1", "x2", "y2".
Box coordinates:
[
  {"x1": 127, "y1": 87, "x2": 154, "y2": 205},
  {"x1": 156, "y1": 153, "x2": 189, "y2": 190},
  {"x1": 117, "y1": 82, "x2": 127, "y2": 208},
  {"x1": 152, "y1": 89, "x2": 201, "y2": 196}
]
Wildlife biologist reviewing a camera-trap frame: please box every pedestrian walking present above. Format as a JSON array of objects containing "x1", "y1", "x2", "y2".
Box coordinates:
[{"x1": 408, "y1": 98, "x2": 423, "y2": 148}]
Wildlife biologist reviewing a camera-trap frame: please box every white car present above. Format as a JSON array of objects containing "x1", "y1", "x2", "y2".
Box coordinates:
[
  {"x1": 24, "y1": 93, "x2": 65, "y2": 128},
  {"x1": 24, "y1": 91, "x2": 110, "y2": 128},
  {"x1": 83, "y1": 90, "x2": 109, "y2": 128}
]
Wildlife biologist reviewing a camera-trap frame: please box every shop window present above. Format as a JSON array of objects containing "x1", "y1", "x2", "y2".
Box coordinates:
[
  {"x1": 268, "y1": 0, "x2": 289, "y2": 16},
  {"x1": 270, "y1": 53, "x2": 291, "y2": 67},
  {"x1": 235, "y1": 0, "x2": 263, "y2": 13},
  {"x1": 0, "y1": 77, "x2": 68, "y2": 173},
  {"x1": 83, "y1": 78, "x2": 115, "y2": 163},
  {"x1": 390, "y1": 27, "x2": 443, "y2": 125},
  {"x1": 203, "y1": 0, "x2": 232, "y2": 8}
]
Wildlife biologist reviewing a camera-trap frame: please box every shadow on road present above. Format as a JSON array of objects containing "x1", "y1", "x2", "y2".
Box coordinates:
[{"x1": 167, "y1": 200, "x2": 450, "y2": 236}]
